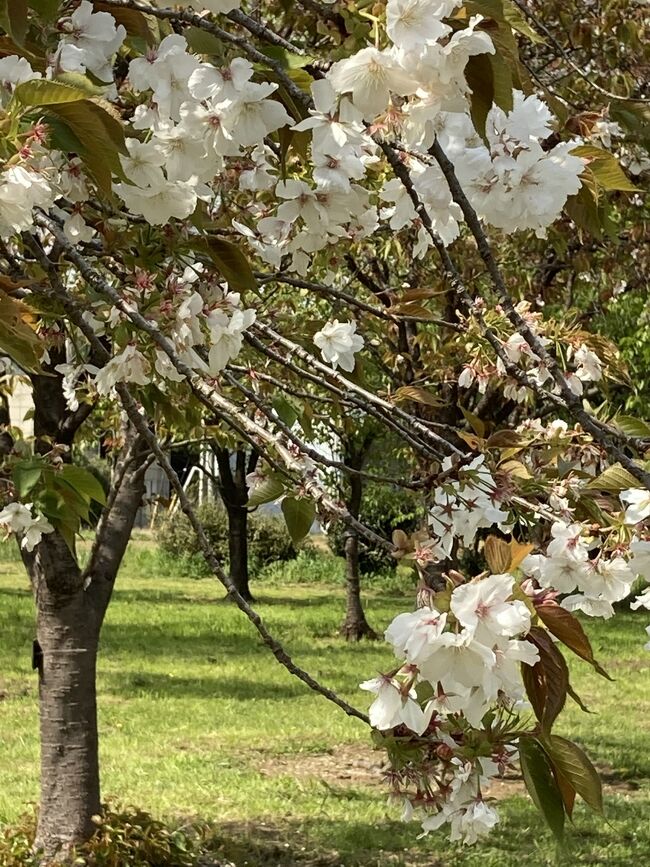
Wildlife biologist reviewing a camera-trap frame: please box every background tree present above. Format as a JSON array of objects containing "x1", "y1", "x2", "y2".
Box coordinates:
[{"x1": 210, "y1": 440, "x2": 259, "y2": 601}]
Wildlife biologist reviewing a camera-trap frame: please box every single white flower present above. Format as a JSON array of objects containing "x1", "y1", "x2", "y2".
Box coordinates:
[
  {"x1": 58, "y1": 0, "x2": 126, "y2": 82},
  {"x1": 385, "y1": 607, "x2": 448, "y2": 663},
  {"x1": 451, "y1": 574, "x2": 531, "y2": 642},
  {"x1": 620, "y1": 489, "x2": 650, "y2": 525},
  {"x1": 313, "y1": 319, "x2": 363, "y2": 371},
  {"x1": 561, "y1": 593, "x2": 615, "y2": 619},
  {"x1": 63, "y1": 213, "x2": 96, "y2": 245},
  {"x1": 94, "y1": 345, "x2": 151, "y2": 394},
  {"x1": 574, "y1": 344, "x2": 603, "y2": 382},
  {"x1": 0, "y1": 56, "x2": 41, "y2": 106},
  {"x1": 360, "y1": 675, "x2": 432, "y2": 734},
  {"x1": 386, "y1": 0, "x2": 458, "y2": 51},
  {"x1": 328, "y1": 46, "x2": 416, "y2": 119},
  {"x1": 629, "y1": 538, "x2": 650, "y2": 580},
  {"x1": 21, "y1": 514, "x2": 54, "y2": 552}
]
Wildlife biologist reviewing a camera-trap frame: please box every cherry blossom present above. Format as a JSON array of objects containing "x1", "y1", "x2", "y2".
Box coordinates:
[
  {"x1": 620, "y1": 488, "x2": 650, "y2": 524},
  {"x1": 313, "y1": 320, "x2": 364, "y2": 371},
  {"x1": 328, "y1": 47, "x2": 416, "y2": 119}
]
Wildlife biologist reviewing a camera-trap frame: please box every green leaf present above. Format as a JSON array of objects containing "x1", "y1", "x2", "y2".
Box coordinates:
[
  {"x1": 261, "y1": 46, "x2": 315, "y2": 69},
  {"x1": 518, "y1": 736, "x2": 565, "y2": 843},
  {"x1": 464, "y1": 0, "x2": 505, "y2": 20},
  {"x1": 13, "y1": 78, "x2": 89, "y2": 107},
  {"x1": 54, "y1": 480, "x2": 91, "y2": 523},
  {"x1": 36, "y1": 488, "x2": 79, "y2": 554},
  {"x1": 461, "y1": 406, "x2": 487, "y2": 437},
  {"x1": 544, "y1": 735, "x2": 604, "y2": 815},
  {"x1": 465, "y1": 53, "x2": 494, "y2": 140},
  {"x1": 273, "y1": 396, "x2": 298, "y2": 428},
  {"x1": 0, "y1": 0, "x2": 28, "y2": 46},
  {"x1": 27, "y1": 0, "x2": 60, "y2": 21},
  {"x1": 46, "y1": 99, "x2": 127, "y2": 193},
  {"x1": 502, "y1": 0, "x2": 546, "y2": 43},
  {"x1": 12, "y1": 460, "x2": 43, "y2": 498},
  {"x1": 247, "y1": 477, "x2": 285, "y2": 508},
  {"x1": 58, "y1": 465, "x2": 107, "y2": 506},
  {"x1": 584, "y1": 463, "x2": 642, "y2": 493},
  {"x1": 53, "y1": 72, "x2": 107, "y2": 97},
  {"x1": 564, "y1": 184, "x2": 604, "y2": 239},
  {"x1": 184, "y1": 25, "x2": 225, "y2": 58},
  {"x1": 281, "y1": 496, "x2": 315, "y2": 546},
  {"x1": 571, "y1": 145, "x2": 639, "y2": 192},
  {"x1": 610, "y1": 99, "x2": 650, "y2": 153},
  {"x1": 205, "y1": 237, "x2": 257, "y2": 292},
  {"x1": 613, "y1": 415, "x2": 650, "y2": 438}
]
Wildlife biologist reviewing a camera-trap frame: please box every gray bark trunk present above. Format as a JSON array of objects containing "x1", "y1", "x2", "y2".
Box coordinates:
[
  {"x1": 24, "y1": 361, "x2": 149, "y2": 860},
  {"x1": 31, "y1": 540, "x2": 102, "y2": 859}
]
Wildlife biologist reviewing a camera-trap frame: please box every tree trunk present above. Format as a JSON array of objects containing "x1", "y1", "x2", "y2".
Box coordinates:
[
  {"x1": 226, "y1": 501, "x2": 252, "y2": 600},
  {"x1": 340, "y1": 528, "x2": 377, "y2": 641},
  {"x1": 23, "y1": 363, "x2": 150, "y2": 860},
  {"x1": 339, "y1": 455, "x2": 377, "y2": 641},
  {"x1": 33, "y1": 556, "x2": 102, "y2": 860},
  {"x1": 214, "y1": 447, "x2": 257, "y2": 602}
]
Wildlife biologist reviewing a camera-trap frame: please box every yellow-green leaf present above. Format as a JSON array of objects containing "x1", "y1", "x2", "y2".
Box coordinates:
[
  {"x1": 584, "y1": 463, "x2": 641, "y2": 493},
  {"x1": 281, "y1": 496, "x2": 315, "y2": 546},
  {"x1": 571, "y1": 145, "x2": 639, "y2": 192},
  {"x1": 0, "y1": 290, "x2": 44, "y2": 372},
  {"x1": 247, "y1": 477, "x2": 285, "y2": 508},
  {"x1": 47, "y1": 99, "x2": 127, "y2": 193},
  {"x1": 392, "y1": 386, "x2": 443, "y2": 407},
  {"x1": 14, "y1": 78, "x2": 89, "y2": 106}
]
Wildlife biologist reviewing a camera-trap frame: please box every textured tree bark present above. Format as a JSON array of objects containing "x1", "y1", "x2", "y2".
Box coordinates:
[
  {"x1": 339, "y1": 446, "x2": 377, "y2": 641},
  {"x1": 23, "y1": 366, "x2": 149, "y2": 861},
  {"x1": 31, "y1": 539, "x2": 102, "y2": 860}
]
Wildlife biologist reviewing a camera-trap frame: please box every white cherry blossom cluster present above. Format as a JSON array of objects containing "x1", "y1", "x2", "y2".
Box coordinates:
[
  {"x1": 57, "y1": 263, "x2": 256, "y2": 407},
  {"x1": 522, "y1": 521, "x2": 637, "y2": 620},
  {"x1": 427, "y1": 455, "x2": 511, "y2": 560},
  {"x1": 451, "y1": 92, "x2": 586, "y2": 237},
  {"x1": 0, "y1": 0, "x2": 590, "y2": 282},
  {"x1": 457, "y1": 307, "x2": 605, "y2": 405},
  {"x1": 361, "y1": 571, "x2": 537, "y2": 841},
  {"x1": 231, "y1": 6, "x2": 587, "y2": 271}
]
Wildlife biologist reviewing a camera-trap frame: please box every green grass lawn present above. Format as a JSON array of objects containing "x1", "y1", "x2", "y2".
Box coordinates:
[{"x1": 1, "y1": 542, "x2": 649, "y2": 866}]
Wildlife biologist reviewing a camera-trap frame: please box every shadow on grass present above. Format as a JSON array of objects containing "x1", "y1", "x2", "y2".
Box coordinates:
[
  {"x1": 0, "y1": 587, "x2": 31, "y2": 600},
  {"x1": 98, "y1": 616, "x2": 393, "y2": 663},
  {"x1": 109, "y1": 586, "x2": 392, "y2": 611},
  {"x1": 192, "y1": 792, "x2": 650, "y2": 867},
  {"x1": 102, "y1": 670, "x2": 306, "y2": 700}
]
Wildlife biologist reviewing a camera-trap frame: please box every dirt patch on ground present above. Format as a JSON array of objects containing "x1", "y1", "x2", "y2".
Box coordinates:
[
  {"x1": 253, "y1": 743, "x2": 385, "y2": 787},
  {"x1": 251, "y1": 743, "x2": 644, "y2": 798}
]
